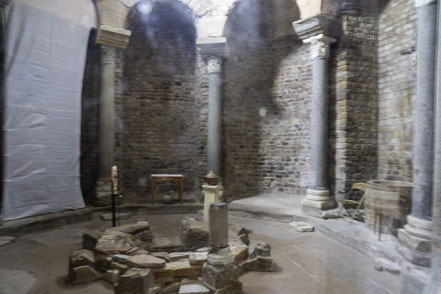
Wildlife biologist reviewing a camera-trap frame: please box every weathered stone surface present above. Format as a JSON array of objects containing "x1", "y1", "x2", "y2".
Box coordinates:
[
  {"x1": 0, "y1": 269, "x2": 36, "y2": 294},
  {"x1": 229, "y1": 238, "x2": 248, "y2": 263},
  {"x1": 127, "y1": 254, "x2": 166, "y2": 268},
  {"x1": 161, "y1": 282, "x2": 181, "y2": 293},
  {"x1": 149, "y1": 286, "x2": 162, "y2": 294},
  {"x1": 373, "y1": 257, "x2": 400, "y2": 275},
  {"x1": 153, "y1": 260, "x2": 202, "y2": 279},
  {"x1": 110, "y1": 261, "x2": 129, "y2": 274},
  {"x1": 179, "y1": 283, "x2": 210, "y2": 294},
  {"x1": 196, "y1": 247, "x2": 209, "y2": 252},
  {"x1": 202, "y1": 262, "x2": 240, "y2": 290},
  {"x1": 212, "y1": 281, "x2": 243, "y2": 294},
  {"x1": 209, "y1": 203, "x2": 229, "y2": 250},
  {"x1": 102, "y1": 269, "x2": 120, "y2": 285},
  {"x1": 100, "y1": 212, "x2": 133, "y2": 221},
  {"x1": 113, "y1": 254, "x2": 130, "y2": 263},
  {"x1": 116, "y1": 268, "x2": 155, "y2": 294},
  {"x1": 133, "y1": 249, "x2": 151, "y2": 256},
  {"x1": 0, "y1": 236, "x2": 15, "y2": 247},
  {"x1": 169, "y1": 252, "x2": 190, "y2": 262},
  {"x1": 83, "y1": 230, "x2": 102, "y2": 251},
  {"x1": 289, "y1": 221, "x2": 315, "y2": 232},
  {"x1": 241, "y1": 256, "x2": 273, "y2": 272},
  {"x1": 189, "y1": 252, "x2": 208, "y2": 265},
  {"x1": 248, "y1": 241, "x2": 271, "y2": 259},
  {"x1": 106, "y1": 221, "x2": 151, "y2": 235},
  {"x1": 69, "y1": 249, "x2": 95, "y2": 268},
  {"x1": 96, "y1": 255, "x2": 112, "y2": 271},
  {"x1": 95, "y1": 231, "x2": 136, "y2": 255},
  {"x1": 71, "y1": 265, "x2": 101, "y2": 285},
  {"x1": 152, "y1": 252, "x2": 170, "y2": 262},
  {"x1": 229, "y1": 225, "x2": 249, "y2": 245},
  {"x1": 151, "y1": 236, "x2": 183, "y2": 252},
  {"x1": 180, "y1": 217, "x2": 209, "y2": 251},
  {"x1": 127, "y1": 247, "x2": 141, "y2": 255}
]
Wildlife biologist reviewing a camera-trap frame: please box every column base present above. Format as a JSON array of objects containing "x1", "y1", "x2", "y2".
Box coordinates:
[
  {"x1": 302, "y1": 189, "x2": 336, "y2": 216},
  {"x1": 203, "y1": 248, "x2": 242, "y2": 292},
  {"x1": 94, "y1": 178, "x2": 112, "y2": 207},
  {"x1": 397, "y1": 215, "x2": 432, "y2": 267}
]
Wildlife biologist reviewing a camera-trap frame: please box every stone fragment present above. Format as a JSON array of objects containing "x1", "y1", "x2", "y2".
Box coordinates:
[
  {"x1": 241, "y1": 256, "x2": 273, "y2": 272},
  {"x1": 133, "y1": 249, "x2": 151, "y2": 256},
  {"x1": 0, "y1": 236, "x2": 15, "y2": 247},
  {"x1": 101, "y1": 212, "x2": 133, "y2": 221},
  {"x1": 112, "y1": 254, "x2": 130, "y2": 263},
  {"x1": 96, "y1": 255, "x2": 112, "y2": 271},
  {"x1": 289, "y1": 221, "x2": 315, "y2": 232},
  {"x1": 106, "y1": 221, "x2": 151, "y2": 235},
  {"x1": 71, "y1": 265, "x2": 101, "y2": 285},
  {"x1": 179, "y1": 283, "x2": 210, "y2": 294},
  {"x1": 152, "y1": 252, "x2": 170, "y2": 261},
  {"x1": 83, "y1": 230, "x2": 102, "y2": 251},
  {"x1": 373, "y1": 257, "x2": 401, "y2": 275},
  {"x1": 151, "y1": 236, "x2": 183, "y2": 252},
  {"x1": 202, "y1": 262, "x2": 240, "y2": 290},
  {"x1": 127, "y1": 254, "x2": 166, "y2": 268},
  {"x1": 153, "y1": 260, "x2": 202, "y2": 279},
  {"x1": 110, "y1": 261, "x2": 129, "y2": 274},
  {"x1": 102, "y1": 269, "x2": 120, "y2": 285},
  {"x1": 229, "y1": 238, "x2": 248, "y2": 263},
  {"x1": 95, "y1": 231, "x2": 136, "y2": 255},
  {"x1": 69, "y1": 249, "x2": 95, "y2": 268},
  {"x1": 212, "y1": 281, "x2": 243, "y2": 294},
  {"x1": 229, "y1": 225, "x2": 249, "y2": 245},
  {"x1": 127, "y1": 247, "x2": 141, "y2": 255},
  {"x1": 196, "y1": 247, "x2": 209, "y2": 252},
  {"x1": 155, "y1": 277, "x2": 175, "y2": 286},
  {"x1": 169, "y1": 252, "x2": 190, "y2": 262},
  {"x1": 248, "y1": 241, "x2": 271, "y2": 259},
  {"x1": 209, "y1": 203, "x2": 229, "y2": 250},
  {"x1": 189, "y1": 252, "x2": 208, "y2": 265},
  {"x1": 148, "y1": 286, "x2": 161, "y2": 294},
  {"x1": 115, "y1": 268, "x2": 155, "y2": 294},
  {"x1": 180, "y1": 217, "x2": 209, "y2": 251},
  {"x1": 161, "y1": 282, "x2": 181, "y2": 293}
]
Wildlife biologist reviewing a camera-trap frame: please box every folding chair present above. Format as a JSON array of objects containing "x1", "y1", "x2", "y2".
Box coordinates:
[{"x1": 338, "y1": 182, "x2": 367, "y2": 222}]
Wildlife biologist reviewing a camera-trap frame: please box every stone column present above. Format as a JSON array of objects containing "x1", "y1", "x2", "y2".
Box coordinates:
[
  {"x1": 432, "y1": 0, "x2": 441, "y2": 289},
  {"x1": 94, "y1": 26, "x2": 131, "y2": 206},
  {"x1": 397, "y1": 0, "x2": 437, "y2": 267},
  {"x1": 304, "y1": 34, "x2": 335, "y2": 207},
  {"x1": 293, "y1": 15, "x2": 340, "y2": 215},
  {"x1": 197, "y1": 38, "x2": 227, "y2": 176},
  {"x1": 207, "y1": 57, "x2": 223, "y2": 175}
]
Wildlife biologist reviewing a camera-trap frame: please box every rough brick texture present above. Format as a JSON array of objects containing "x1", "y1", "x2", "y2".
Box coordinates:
[{"x1": 377, "y1": 0, "x2": 416, "y2": 182}]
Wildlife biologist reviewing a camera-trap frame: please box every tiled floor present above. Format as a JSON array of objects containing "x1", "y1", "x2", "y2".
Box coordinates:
[{"x1": 0, "y1": 213, "x2": 400, "y2": 294}]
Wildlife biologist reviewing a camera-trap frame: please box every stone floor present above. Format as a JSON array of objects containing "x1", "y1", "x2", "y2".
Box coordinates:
[{"x1": 0, "y1": 212, "x2": 400, "y2": 294}]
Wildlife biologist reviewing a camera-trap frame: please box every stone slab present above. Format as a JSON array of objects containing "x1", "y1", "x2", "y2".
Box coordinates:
[
  {"x1": 289, "y1": 221, "x2": 315, "y2": 232},
  {"x1": 0, "y1": 236, "x2": 15, "y2": 247},
  {"x1": 179, "y1": 283, "x2": 210, "y2": 294},
  {"x1": 127, "y1": 254, "x2": 166, "y2": 268},
  {"x1": 153, "y1": 260, "x2": 202, "y2": 279}
]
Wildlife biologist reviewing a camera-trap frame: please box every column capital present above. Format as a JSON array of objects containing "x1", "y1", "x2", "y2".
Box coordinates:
[
  {"x1": 304, "y1": 34, "x2": 336, "y2": 59},
  {"x1": 414, "y1": 0, "x2": 437, "y2": 7},
  {"x1": 197, "y1": 37, "x2": 227, "y2": 59},
  {"x1": 101, "y1": 45, "x2": 116, "y2": 64},
  {"x1": 97, "y1": 25, "x2": 132, "y2": 49},
  {"x1": 207, "y1": 56, "x2": 223, "y2": 74},
  {"x1": 293, "y1": 14, "x2": 341, "y2": 41}
]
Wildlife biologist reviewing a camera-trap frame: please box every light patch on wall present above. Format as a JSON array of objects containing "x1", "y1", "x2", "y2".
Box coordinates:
[
  {"x1": 259, "y1": 107, "x2": 267, "y2": 118},
  {"x1": 137, "y1": 1, "x2": 153, "y2": 15}
]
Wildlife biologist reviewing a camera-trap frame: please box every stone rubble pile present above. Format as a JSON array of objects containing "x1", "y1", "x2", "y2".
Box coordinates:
[{"x1": 68, "y1": 218, "x2": 273, "y2": 293}]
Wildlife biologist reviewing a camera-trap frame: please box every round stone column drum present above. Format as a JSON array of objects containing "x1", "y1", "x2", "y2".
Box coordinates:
[{"x1": 364, "y1": 180, "x2": 413, "y2": 236}]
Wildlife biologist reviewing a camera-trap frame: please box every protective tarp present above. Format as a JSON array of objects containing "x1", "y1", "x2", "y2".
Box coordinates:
[{"x1": 2, "y1": 0, "x2": 97, "y2": 220}]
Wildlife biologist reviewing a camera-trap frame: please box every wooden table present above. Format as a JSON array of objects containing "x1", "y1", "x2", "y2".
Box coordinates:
[{"x1": 151, "y1": 174, "x2": 184, "y2": 205}]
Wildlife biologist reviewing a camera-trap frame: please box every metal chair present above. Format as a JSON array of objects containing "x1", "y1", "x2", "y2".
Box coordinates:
[{"x1": 338, "y1": 182, "x2": 367, "y2": 222}]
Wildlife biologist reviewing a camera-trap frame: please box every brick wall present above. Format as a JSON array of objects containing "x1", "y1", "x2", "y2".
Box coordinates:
[
  {"x1": 328, "y1": 11, "x2": 379, "y2": 200},
  {"x1": 377, "y1": 0, "x2": 416, "y2": 181},
  {"x1": 118, "y1": 2, "x2": 200, "y2": 195}
]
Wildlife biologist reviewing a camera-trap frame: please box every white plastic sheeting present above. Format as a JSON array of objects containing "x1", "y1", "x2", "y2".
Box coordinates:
[{"x1": 2, "y1": 0, "x2": 97, "y2": 220}]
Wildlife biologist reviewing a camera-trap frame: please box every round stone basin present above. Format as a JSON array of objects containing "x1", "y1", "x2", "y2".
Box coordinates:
[{"x1": 364, "y1": 180, "x2": 413, "y2": 236}]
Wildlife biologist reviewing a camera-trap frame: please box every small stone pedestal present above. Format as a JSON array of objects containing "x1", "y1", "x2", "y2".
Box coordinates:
[
  {"x1": 301, "y1": 189, "x2": 335, "y2": 215},
  {"x1": 202, "y1": 184, "x2": 220, "y2": 225},
  {"x1": 94, "y1": 178, "x2": 112, "y2": 206},
  {"x1": 397, "y1": 215, "x2": 432, "y2": 267},
  {"x1": 203, "y1": 202, "x2": 242, "y2": 294}
]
